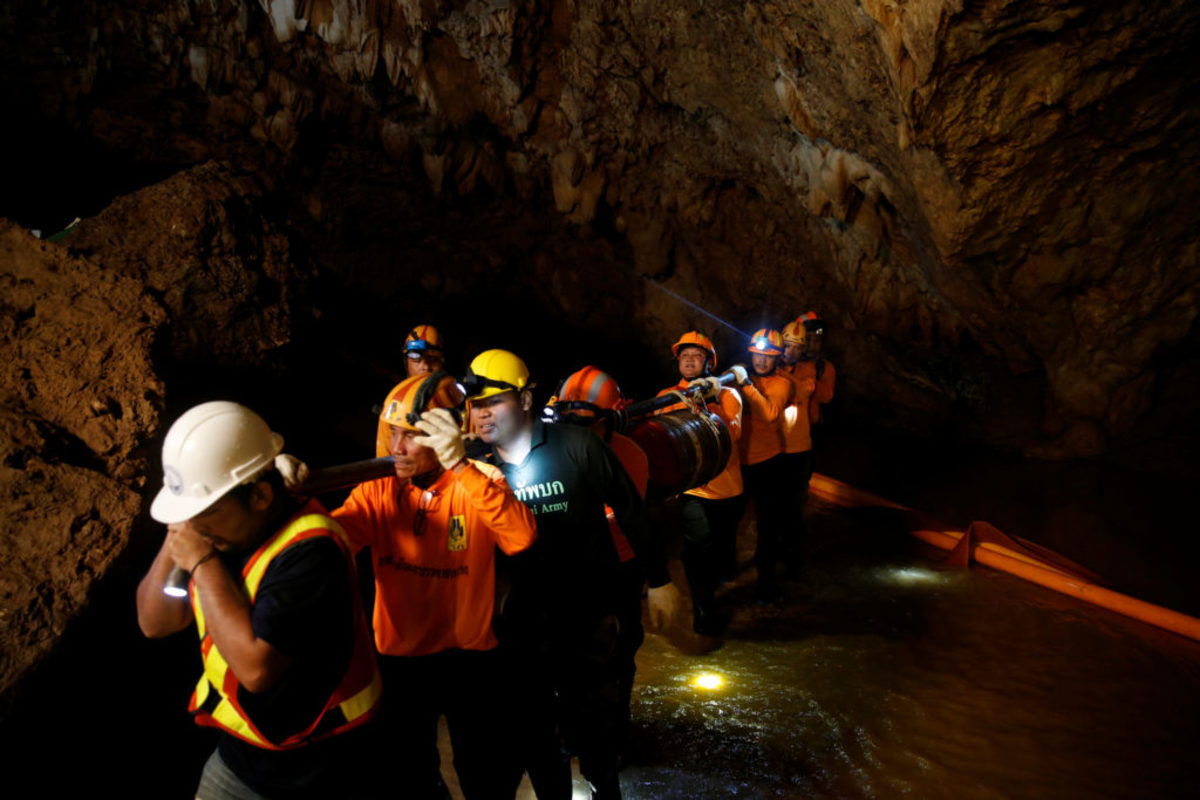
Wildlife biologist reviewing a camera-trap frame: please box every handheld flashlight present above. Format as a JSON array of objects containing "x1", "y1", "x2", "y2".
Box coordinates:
[{"x1": 163, "y1": 565, "x2": 190, "y2": 598}]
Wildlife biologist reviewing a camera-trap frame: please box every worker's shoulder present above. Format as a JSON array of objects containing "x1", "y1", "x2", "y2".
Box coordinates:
[
  {"x1": 466, "y1": 458, "x2": 505, "y2": 481},
  {"x1": 544, "y1": 419, "x2": 593, "y2": 443},
  {"x1": 348, "y1": 473, "x2": 397, "y2": 501},
  {"x1": 262, "y1": 531, "x2": 346, "y2": 580},
  {"x1": 544, "y1": 419, "x2": 612, "y2": 456},
  {"x1": 753, "y1": 371, "x2": 791, "y2": 391}
]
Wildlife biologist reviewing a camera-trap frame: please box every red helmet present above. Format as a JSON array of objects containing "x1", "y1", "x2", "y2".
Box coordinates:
[
  {"x1": 748, "y1": 328, "x2": 783, "y2": 356},
  {"x1": 671, "y1": 331, "x2": 717, "y2": 370},
  {"x1": 554, "y1": 366, "x2": 627, "y2": 419},
  {"x1": 798, "y1": 310, "x2": 824, "y2": 332}
]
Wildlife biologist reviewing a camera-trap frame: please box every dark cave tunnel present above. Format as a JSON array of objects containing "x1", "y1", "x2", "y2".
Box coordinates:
[{"x1": 4, "y1": 1, "x2": 1200, "y2": 796}]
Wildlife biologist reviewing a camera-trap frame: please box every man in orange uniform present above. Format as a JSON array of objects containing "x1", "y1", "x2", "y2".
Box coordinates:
[
  {"x1": 737, "y1": 328, "x2": 794, "y2": 603},
  {"x1": 376, "y1": 325, "x2": 450, "y2": 457},
  {"x1": 550, "y1": 366, "x2": 650, "y2": 773},
  {"x1": 404, "y1": 324, "x2": 447, "y2": 376},
  {"x1": 655, "y1": 331, "x2": 746, "y2": 635},
  {"x1": 779, "y1": 320, "x2": 818, "y2": 576},
  {"x1": 137, "y1": 402, "x2": 382, "y2": 799},
  {"x1": 332, "y1": 373, "x2": 538, "y2": 799},
  {"x1": 796, "y1": 310, "x2": 836, "y2": 427}
]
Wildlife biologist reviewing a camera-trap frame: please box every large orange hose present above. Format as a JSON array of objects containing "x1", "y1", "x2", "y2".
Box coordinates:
[{"x1": 808, "y1": 474, "x2": 1200, "y2": 643}]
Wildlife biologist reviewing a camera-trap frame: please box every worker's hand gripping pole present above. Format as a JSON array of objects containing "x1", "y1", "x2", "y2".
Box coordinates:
[
  {"x1": 613, "y1": 370, "x2": 741, "y2": 430},
  {"x1": 160, "y1": 456, "x2": 399, "y2": 597}
]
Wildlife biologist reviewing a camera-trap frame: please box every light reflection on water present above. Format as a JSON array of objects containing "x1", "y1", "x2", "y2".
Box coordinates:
[{"x1": 619, "y1": 503, "x2": 1200, "y2": 799}]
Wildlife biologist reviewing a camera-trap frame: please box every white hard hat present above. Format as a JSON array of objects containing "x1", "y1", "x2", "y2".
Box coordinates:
[{"x1": 150, "y1": 401, "x2": 284, "y2": 524}]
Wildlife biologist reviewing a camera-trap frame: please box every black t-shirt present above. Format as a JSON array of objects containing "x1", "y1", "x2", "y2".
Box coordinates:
[
  {"x1": 484, "y1": 420, "x2": 668, "y2": 622},
  {"x1": 214, "y1": 534, "x2": 357, "y2": 796}
]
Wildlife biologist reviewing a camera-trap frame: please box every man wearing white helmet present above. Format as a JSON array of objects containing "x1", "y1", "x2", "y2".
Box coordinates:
[{"x1": 136, "y1": 401, "x2": 381, "y2": 799}]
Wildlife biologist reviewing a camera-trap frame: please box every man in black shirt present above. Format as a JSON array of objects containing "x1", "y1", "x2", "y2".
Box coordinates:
[
  {"x1": 462, "y1": 350, "x2": 679, "y2": 800},
  {"x1": 136, "y1": 402, "x2": 380, "y2": 799}
]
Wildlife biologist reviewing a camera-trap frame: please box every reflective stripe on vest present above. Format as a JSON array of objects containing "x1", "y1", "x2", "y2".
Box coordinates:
[{"x1": 189, "y1": 512, "x2": 382, "y2": 750}]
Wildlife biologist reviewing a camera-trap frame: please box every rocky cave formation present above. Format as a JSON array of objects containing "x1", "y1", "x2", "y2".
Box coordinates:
[{"x1": 2, "y1": 0, "x2": 1199, "y2": 721}]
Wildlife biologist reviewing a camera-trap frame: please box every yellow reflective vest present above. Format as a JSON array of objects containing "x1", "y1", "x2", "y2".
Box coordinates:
[{"x1": 188, "y1": 504, "x2": 382, "y2": 750}]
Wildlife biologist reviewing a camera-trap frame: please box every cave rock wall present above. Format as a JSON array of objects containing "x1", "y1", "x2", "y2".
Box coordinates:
[
  {"x1": 5, "y1": 0, "x2": 1200, "y2": 455},
  {"x1": 0, "y1": 163, "x2": 307, "y2": 701}
]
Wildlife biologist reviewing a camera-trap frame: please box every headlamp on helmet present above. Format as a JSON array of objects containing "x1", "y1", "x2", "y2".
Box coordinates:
[
  {"x1": 404, "y1": 325, "x2": 444, "y2": 357},
  {"x1": 747, "y1": 328, "x2": 784, "y2": 356}
]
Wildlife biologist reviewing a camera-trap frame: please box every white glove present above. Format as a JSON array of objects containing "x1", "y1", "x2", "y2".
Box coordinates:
[
  {"x1": 274, "y1": 453, "x2": 309, "y2": 490},
  {"x1": 415, "y1": 408, "x2": 466, "y2": 470},
  {"x1": 686, "y1": 376, "x2": 722, "y2": 399},
  {"x1": 727, "y1": 364, "x2": 750, "y2": 386}
]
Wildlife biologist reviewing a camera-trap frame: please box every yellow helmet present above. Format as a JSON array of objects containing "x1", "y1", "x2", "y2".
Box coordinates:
[
  {"x1": 380, "y1": 372, "x2": 466, "y2": 431},
  {"x1": 782, "y1": 320, "x2": 807, "y2": 345},
  {"x1": 462, "y1": 349, "x2": 531, "y2": 400}
]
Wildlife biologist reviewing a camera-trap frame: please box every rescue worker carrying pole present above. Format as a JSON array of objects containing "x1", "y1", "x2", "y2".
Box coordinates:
[
  {"x1": 376, "y1": 325, "x2": 449, "y2": 457},
  {"x1": 655, "y1": 331, "x2": 746, "y2": 636},
  {"x1": 550, "y1": 365, "x2": 651, "y2": 774},
  {"x1": 796, "y1": 310, "x2": 836, "y2": 427},
  {"x1": 463, "y1": 349, "x2": 679, "y2": 800},
  {"x1": 281, "y1": 373, "x2": 538, "y2": 798},
  {"x1": 404, "y1": 324, "x2": 447, "y2": 377},
  {"x1": 779, "y1": 320, "x2": 818, "y2": 577},
  {"x1": 136, "y1": 402, "x2": 382, "y2": 799},
  {"x1": 737, "y1": 329, "x2": 795, "y2": 604}
]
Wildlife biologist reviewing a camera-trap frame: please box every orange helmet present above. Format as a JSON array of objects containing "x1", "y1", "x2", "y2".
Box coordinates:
[
  {"x1": 552, "y1": 365, "x2": 628, "y2": 420},
  {"x1": 671, "y1": 331, "x2": 717, "y2": 370},
  {"x1": 380, "y1": 372, "x2": 465, "y2": 432},
  {"x1": 782, "y1": 320, "x2": 807, "y2": 345},
  {"x1": 748, "y1": 328, "x2": 783, "y2": 356},
  {"x1": 404, "y1": 324, "x2": 444, "y2": 356}
]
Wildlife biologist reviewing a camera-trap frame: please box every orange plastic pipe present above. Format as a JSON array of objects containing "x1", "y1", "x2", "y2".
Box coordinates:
[{"x1": 808, "y1": 474, "x2": 1200, "y2": 643}]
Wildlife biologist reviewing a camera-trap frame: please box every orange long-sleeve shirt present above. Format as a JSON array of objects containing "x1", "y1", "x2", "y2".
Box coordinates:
[
  {"x1": 738, "y1": 372, "x2": 793, "y2": 466},
  {"x1": 332, "y1": 460, "x2": 536, "y2": 657},
  {"x1": 655, "y1": 380, "x2": 744, "y2": 500},
  {"x1": 782, "y1": 361, "x2": 818, "y2": 454},
  {"x1": 810, "y1": 360, "x2": 836, "y2": 423},
  {"x1": 600, "y1": 428, "x2": 649, "y2": 563}
]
